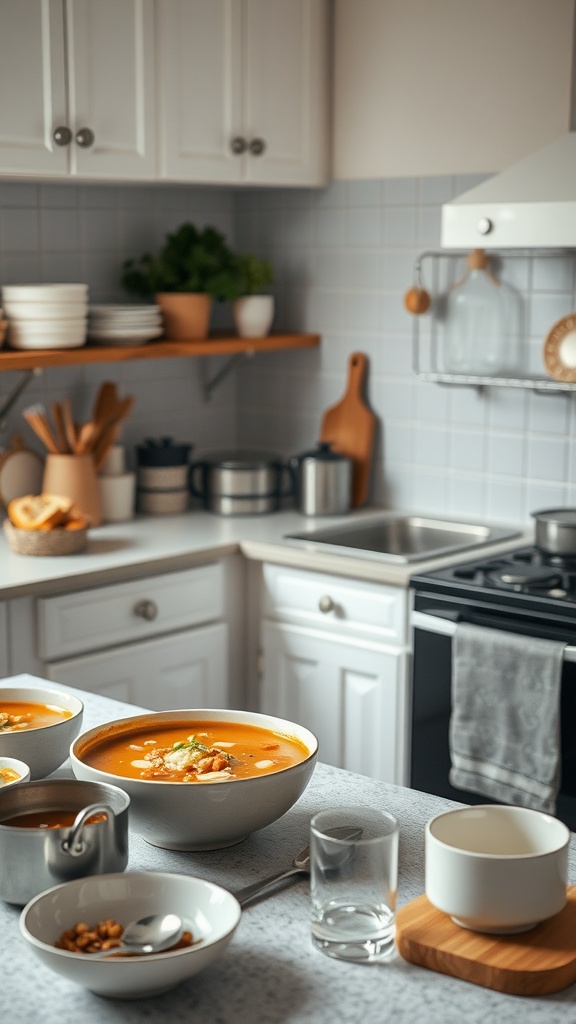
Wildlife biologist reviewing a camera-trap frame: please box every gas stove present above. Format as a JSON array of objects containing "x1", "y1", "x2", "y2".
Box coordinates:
[{"x1": 410, "y1": 546, "x2": 576, "y2": 617}]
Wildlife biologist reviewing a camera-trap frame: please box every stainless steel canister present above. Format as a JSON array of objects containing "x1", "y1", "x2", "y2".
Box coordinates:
[
  {"x1": 532, "y1": 508, "x2": 576, "y2": 554},
  {"x1": 189, "y1": 450, "x2": 294, "y2": 515},
  {"x1": 291, "y1": 443, "x2": 352, "y2": 516},
  {"x1": 0, "y1": 779, "x2": 130, "y2": 905}
]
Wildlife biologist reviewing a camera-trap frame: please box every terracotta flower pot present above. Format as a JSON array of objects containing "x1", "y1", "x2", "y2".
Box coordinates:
[{"x1": 155, "y1": 293, "x2": 212, "y2": 340}]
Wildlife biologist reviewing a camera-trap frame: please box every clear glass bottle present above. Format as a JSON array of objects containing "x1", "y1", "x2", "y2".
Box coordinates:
[{"x1": 443, "y1": 249, "x2": 522, "y2": 377}]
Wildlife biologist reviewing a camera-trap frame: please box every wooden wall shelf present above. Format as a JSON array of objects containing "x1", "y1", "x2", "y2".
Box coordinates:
[{"x1": 0, "y1": 332, "x2": 320, "y2": 372}]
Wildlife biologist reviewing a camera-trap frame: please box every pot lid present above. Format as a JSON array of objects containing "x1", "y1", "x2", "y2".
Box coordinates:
[
  {"x1": 532, "y1": 508, "x2": 576, "y2": 525},
  {"x1": 195, "y1": 450, "x2": 283, "y2": 469},
  {"x1": 296, "y1": 442, "x2": 349, "y2": 463}
]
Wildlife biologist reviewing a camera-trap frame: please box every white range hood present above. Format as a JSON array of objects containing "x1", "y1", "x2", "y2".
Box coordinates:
[{"x1": 441, "y1": 132, "x2": 576, "y2": 249}]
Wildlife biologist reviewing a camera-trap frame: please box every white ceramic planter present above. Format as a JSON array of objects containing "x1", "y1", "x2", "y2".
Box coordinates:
[{"x1": 232, "y1": 295, "x2": 275, "y2": 338}]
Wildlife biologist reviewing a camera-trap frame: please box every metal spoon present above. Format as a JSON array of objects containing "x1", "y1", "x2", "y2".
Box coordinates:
[
  {"x1": 235, "y1": 825, "x2": 363, "y2": 907},
  {"x1": 86, "y1": 913, "x2": 184, "y2": 959}
]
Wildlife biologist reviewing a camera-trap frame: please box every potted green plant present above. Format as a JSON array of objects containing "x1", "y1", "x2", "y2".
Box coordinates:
[
  {"x1": 121, "y1": 223, "x2": 239, "y2": 339},
  {"x1": 230, "y1": 253, "x2": 275, "y2": 338}
]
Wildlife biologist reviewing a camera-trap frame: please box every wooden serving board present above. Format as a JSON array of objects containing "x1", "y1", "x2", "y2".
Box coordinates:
[
  {"x1": 319, "y1": 352, "x2": 377, "y2": 508},
  {"x1": 395, "y1": 887, "x2": 576, "y2": 996}
]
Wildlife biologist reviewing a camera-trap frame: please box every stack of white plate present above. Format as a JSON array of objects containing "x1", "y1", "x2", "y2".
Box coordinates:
[
  {"x1": 87, "y1": 305, "x2": 164, "y2": 346},
  {"x1": 2, "y1": 284, "x2": 88, "y2": 350}
]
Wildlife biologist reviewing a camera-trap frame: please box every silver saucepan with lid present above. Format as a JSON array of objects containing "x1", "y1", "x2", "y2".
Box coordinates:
[
  {"x1": 189, "y1": 450, "x2": 294, "y2": 515},
  {"x1": 0, "y1": 779, "x2": 129, "y2": 905},
  {"x1": 532, "y1": 508, "x2": 576, "y2": 555}
]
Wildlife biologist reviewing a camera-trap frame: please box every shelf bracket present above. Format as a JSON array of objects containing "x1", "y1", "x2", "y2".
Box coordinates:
[
  {"x1": 197, "y1": 349, "x2": 256, "y2": 401},
  {"x1": 0, "y1": 367, "x2": 42, "y2": 430}
]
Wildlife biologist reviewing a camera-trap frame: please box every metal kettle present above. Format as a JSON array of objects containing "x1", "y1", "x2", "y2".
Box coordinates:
[{"x1": 290, "y1": 442, "x2": 352, "y2": 517}]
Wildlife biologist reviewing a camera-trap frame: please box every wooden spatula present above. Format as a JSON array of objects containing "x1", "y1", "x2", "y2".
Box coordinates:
[{"x1": 319, "y1": 352, "x2": 377, "y2": 507}]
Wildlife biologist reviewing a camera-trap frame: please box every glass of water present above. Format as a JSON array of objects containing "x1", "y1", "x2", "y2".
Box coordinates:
[{"x1": 310, "y1": 806, "x2": 399, "y2": 963}]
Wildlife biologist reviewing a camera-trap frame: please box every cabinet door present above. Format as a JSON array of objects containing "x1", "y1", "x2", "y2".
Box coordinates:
[
  {"x1": 243, "y1": 0, "x2": 328, "y2": 185},
  {"x1": 45, "y1": 622, "x2": 228, "y2": 710},
  {"x1": 0, "y1": 0, "x2": 68, "y2": 176},
  {"x1": 0, "y1": 603, "x2": 9, "y2": 678},
  {"x1": 157, "y1": 0, "x2": 243, "y2": 183},
  {"x1": 67, "y1": 0, "x2": 156, "y2": 179},
  {"x1": 261, "y1": 621, "x2": 407, "y2": 785}
]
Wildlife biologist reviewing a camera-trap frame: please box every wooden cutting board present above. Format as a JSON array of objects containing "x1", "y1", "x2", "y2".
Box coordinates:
[
  {"x1": 319, "y1": 352, "x2": 376, "y2": 507},
  {"x1": 395, "y1": 888, "x2": 576, "y2": 996}
]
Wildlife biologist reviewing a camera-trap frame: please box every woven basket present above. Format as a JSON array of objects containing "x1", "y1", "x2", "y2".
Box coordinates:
[{"x1": 3, "y1": 519, "x2": 88, "y2": 556}]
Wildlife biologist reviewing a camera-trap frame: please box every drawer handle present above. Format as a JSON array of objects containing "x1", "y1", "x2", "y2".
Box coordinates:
[
  {"x1": 318, "y1": 595, "x2": 335, "y2": 614},
  {"x1": 133, "y1": 599, "x2": 158, "y2": 621}
]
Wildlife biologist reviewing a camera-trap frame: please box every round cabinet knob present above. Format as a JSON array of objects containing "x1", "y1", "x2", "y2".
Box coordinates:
[
  {"x1": 75, "y1": 127, "x2": 95, "y2": 148},
  {"x1": 249, "y1": 137, "x2": 266, "y2": 156},
  {"x1": 230, "y1": 136, "x2": 248, "y2": 155},
  {"x1": 53, "y1": 126, "x2": 72, "y2": 146},
  {"x1": 318, "y1": 595, "x2": 335, "y2": 614},
  {"x1": 133, "y1": 599, "x2": 158, "y2": 621},
  {"x1": 477, "y1": 217, "x2": 493, "y2": 236}
]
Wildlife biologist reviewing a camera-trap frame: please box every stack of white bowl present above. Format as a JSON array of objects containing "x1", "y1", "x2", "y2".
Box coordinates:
[
  {"x1": 87, "y1": 304, "x2": 163, "y2": 346},
  {"x1": 2, "y1": 284, "x2": 88, "y2": 350}
]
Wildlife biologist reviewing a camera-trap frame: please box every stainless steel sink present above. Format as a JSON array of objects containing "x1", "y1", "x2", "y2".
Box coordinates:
[{"x1": 284, "y1": 515, "x2": 521, "y2": 564}]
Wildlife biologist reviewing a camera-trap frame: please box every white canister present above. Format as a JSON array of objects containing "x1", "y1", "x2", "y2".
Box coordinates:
[{"x1": 97, "y1": 472, "x2": 136, "y2": 522}]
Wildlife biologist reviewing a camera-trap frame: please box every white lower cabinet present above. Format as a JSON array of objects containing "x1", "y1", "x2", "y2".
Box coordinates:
[
  {"x1": 0, "y1": 603, "x2": 8, "y2": 677},
  {"x1": 36, "y1": 563, "x2": 231, "y2": 710},
  {"x1": 259, "y1": 564, "x2": 410, "y2": 785},
  {"x1": 46, "y1": 622, "x2": 227, "y2": 710}
]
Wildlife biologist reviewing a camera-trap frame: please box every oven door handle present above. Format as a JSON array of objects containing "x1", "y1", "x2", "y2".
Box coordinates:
[{"x1": 411, "y1": 610, "x2": 576, "y2": 663}]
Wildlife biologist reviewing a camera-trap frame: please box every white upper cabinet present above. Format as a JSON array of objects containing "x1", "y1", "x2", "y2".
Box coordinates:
[
  {"x1": 0, "y1": 0, "x2": 156, "y2": 180},
  {"x1": 156, "y1": 0, "x2": 329, "y2": 186},
  {"x1": 333, "y1": 0, "x2": 575, "y2": 179}
]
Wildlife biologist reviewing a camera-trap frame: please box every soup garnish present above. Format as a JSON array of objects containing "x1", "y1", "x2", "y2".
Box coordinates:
[
  {"x1": 54, "y1": 918, "x2": 194, "y2": 955},
  {"x1": 0, "y1": 700, "x2": 72, "y2": 732},
  {"x1": 0, "y1": 766, "x2": 20, "y2": 785},
  {"x1": 82, "y1": 720, "x2": 310, "y2": 783}
]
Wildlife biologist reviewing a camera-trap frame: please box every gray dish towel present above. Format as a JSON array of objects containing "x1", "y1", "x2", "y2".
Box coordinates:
[{"x1": 449, "y1": 622, "x2": 565, "y2": 814}]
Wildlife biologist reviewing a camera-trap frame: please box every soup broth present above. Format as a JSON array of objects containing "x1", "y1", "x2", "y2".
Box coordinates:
[
  {"x1": 0, "y1": 700, "x2": 72, "y2": 732},
  {"x1": 81, "y1": 720, "x2": 310, "y2": 783},
  {"x1": 0, "y1": 810, "x2": 108, "y2": 829}
]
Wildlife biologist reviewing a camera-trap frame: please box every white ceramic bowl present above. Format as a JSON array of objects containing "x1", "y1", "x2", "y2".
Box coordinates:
[
  {"x1": 3, "y1": 300, "x2": 88, "y2": 320},
  {"x1": 71, "y1": 708, "x2": 318, "y2": 850},
  {"x1": 0, "y1": 686, "x2": 83, "y2": 779},
  {"x1": 0, "y1": 756, "x2": 30, "y2": 787},
  {"x1": 20, "y1": 871, "x2": 241, "y2": 999},
  {"x1": 425, "y1": 804, "x2": 570, "y2": 934},
  {"x1": 7, "y1": 319, "x2": 87, "y2": 349},
  {"x1": 2, "y1": 283, "x2": 88, "y2": 302}
]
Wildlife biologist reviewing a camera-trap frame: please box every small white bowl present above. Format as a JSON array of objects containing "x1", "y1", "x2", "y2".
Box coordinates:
[
  {"x1": 7, "y1": 320, "x2": 87, "y2": 349},
  {"x1": 20, "y1": 871, "x2": 241, "y2": 999},
  {"x1": 0, "y1": 757, "x2": 30, "y2": 788},
  {"x1": 0, "y1": 686, "x2": 83, "y2": 779},
  {"x1": 425, "y1": 804, "x2": 570, "y2": 934},
  {"x1": 2, "y1": 284, "x2": 88, "y2": 302},
  {"x1": 3, "y1": 300, "x2": 88, "y2": 320}
]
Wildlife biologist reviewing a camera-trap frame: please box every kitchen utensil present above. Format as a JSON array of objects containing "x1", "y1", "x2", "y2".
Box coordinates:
[
  {"x1": 136, "y1": 437, "x2": 192, "y2": 467},
  {"x1": 42, "y1": 453, "x2": 102, "y2": 526},
  {"x1": 532, "y1": 507, "x2": 576, "y2": 554},
  {"x1": 83, "y1": 913, "x2": 184, "y2": 959},
  {"x1": 319, "y1": 352, "x2": 376, "y2": 508},
  {"x1": 189, "y1": 450, "x2": 293, "y2": 516},
  {"x1": 0, "y1": 778, "x2": 128, "y2": 905},
  {"x1": 0, "y1": 435, "x2": 44, "y2": 508},
  {"x1": 234, "y1": 825, "x2": 363, "y2": 907},
  {"x1": 396, "y1": 887, "x2": 576, "y2": 996},
  {"x1": 543, "y1": 313, "x2": 576, "y2": 382},
  {"x1": 290, "y1": 442, "x2": 352, "y2": 516},
  {"x1": 22, "y1": 404, "x2": 60, "y2": 454}
]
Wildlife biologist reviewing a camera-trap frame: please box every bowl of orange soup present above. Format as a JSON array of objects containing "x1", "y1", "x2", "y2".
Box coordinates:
[
  {"x1": 71, "y1": 709, "x2": 318, "y2": 850},
  {"x1": 0, "y1": 686, "x2": 83, "y2": 779}
]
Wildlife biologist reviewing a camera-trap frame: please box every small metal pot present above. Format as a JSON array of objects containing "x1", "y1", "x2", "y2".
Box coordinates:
[
  {"x1": 290, "y1": 442, "x2": 352, "y2": 516},
  {"x1": 0, "y1": 779, "x2": 129, "y2": 905},
  {"x1": 532, "y1": 508, "x2": 576, "y2": 554},
  {"x1": 189, "y1": 450, "x2": 294, "y2": 515}
]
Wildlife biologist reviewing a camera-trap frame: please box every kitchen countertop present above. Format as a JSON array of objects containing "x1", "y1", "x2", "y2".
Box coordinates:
[
  {"x1": 2, "y1": 674, "x2": 576, "y2": 1024},
  {"x1": 0, "y1": 507, "x2": 533, "y2": 598}
]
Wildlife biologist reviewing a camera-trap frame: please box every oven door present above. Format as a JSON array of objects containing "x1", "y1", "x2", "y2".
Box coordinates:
[{"x1": 410, "y1": 604, "x2": 576, "y2": 829}]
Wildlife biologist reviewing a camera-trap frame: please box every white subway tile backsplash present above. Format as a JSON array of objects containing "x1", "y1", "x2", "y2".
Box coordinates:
[{"x1": 0, "y1": 173, "x2": 575, "y2": 529}]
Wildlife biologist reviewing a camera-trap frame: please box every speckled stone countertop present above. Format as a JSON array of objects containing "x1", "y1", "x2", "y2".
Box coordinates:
[{"x1": 4, "y1": 675, "x2": 575, "y2": 1024}]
